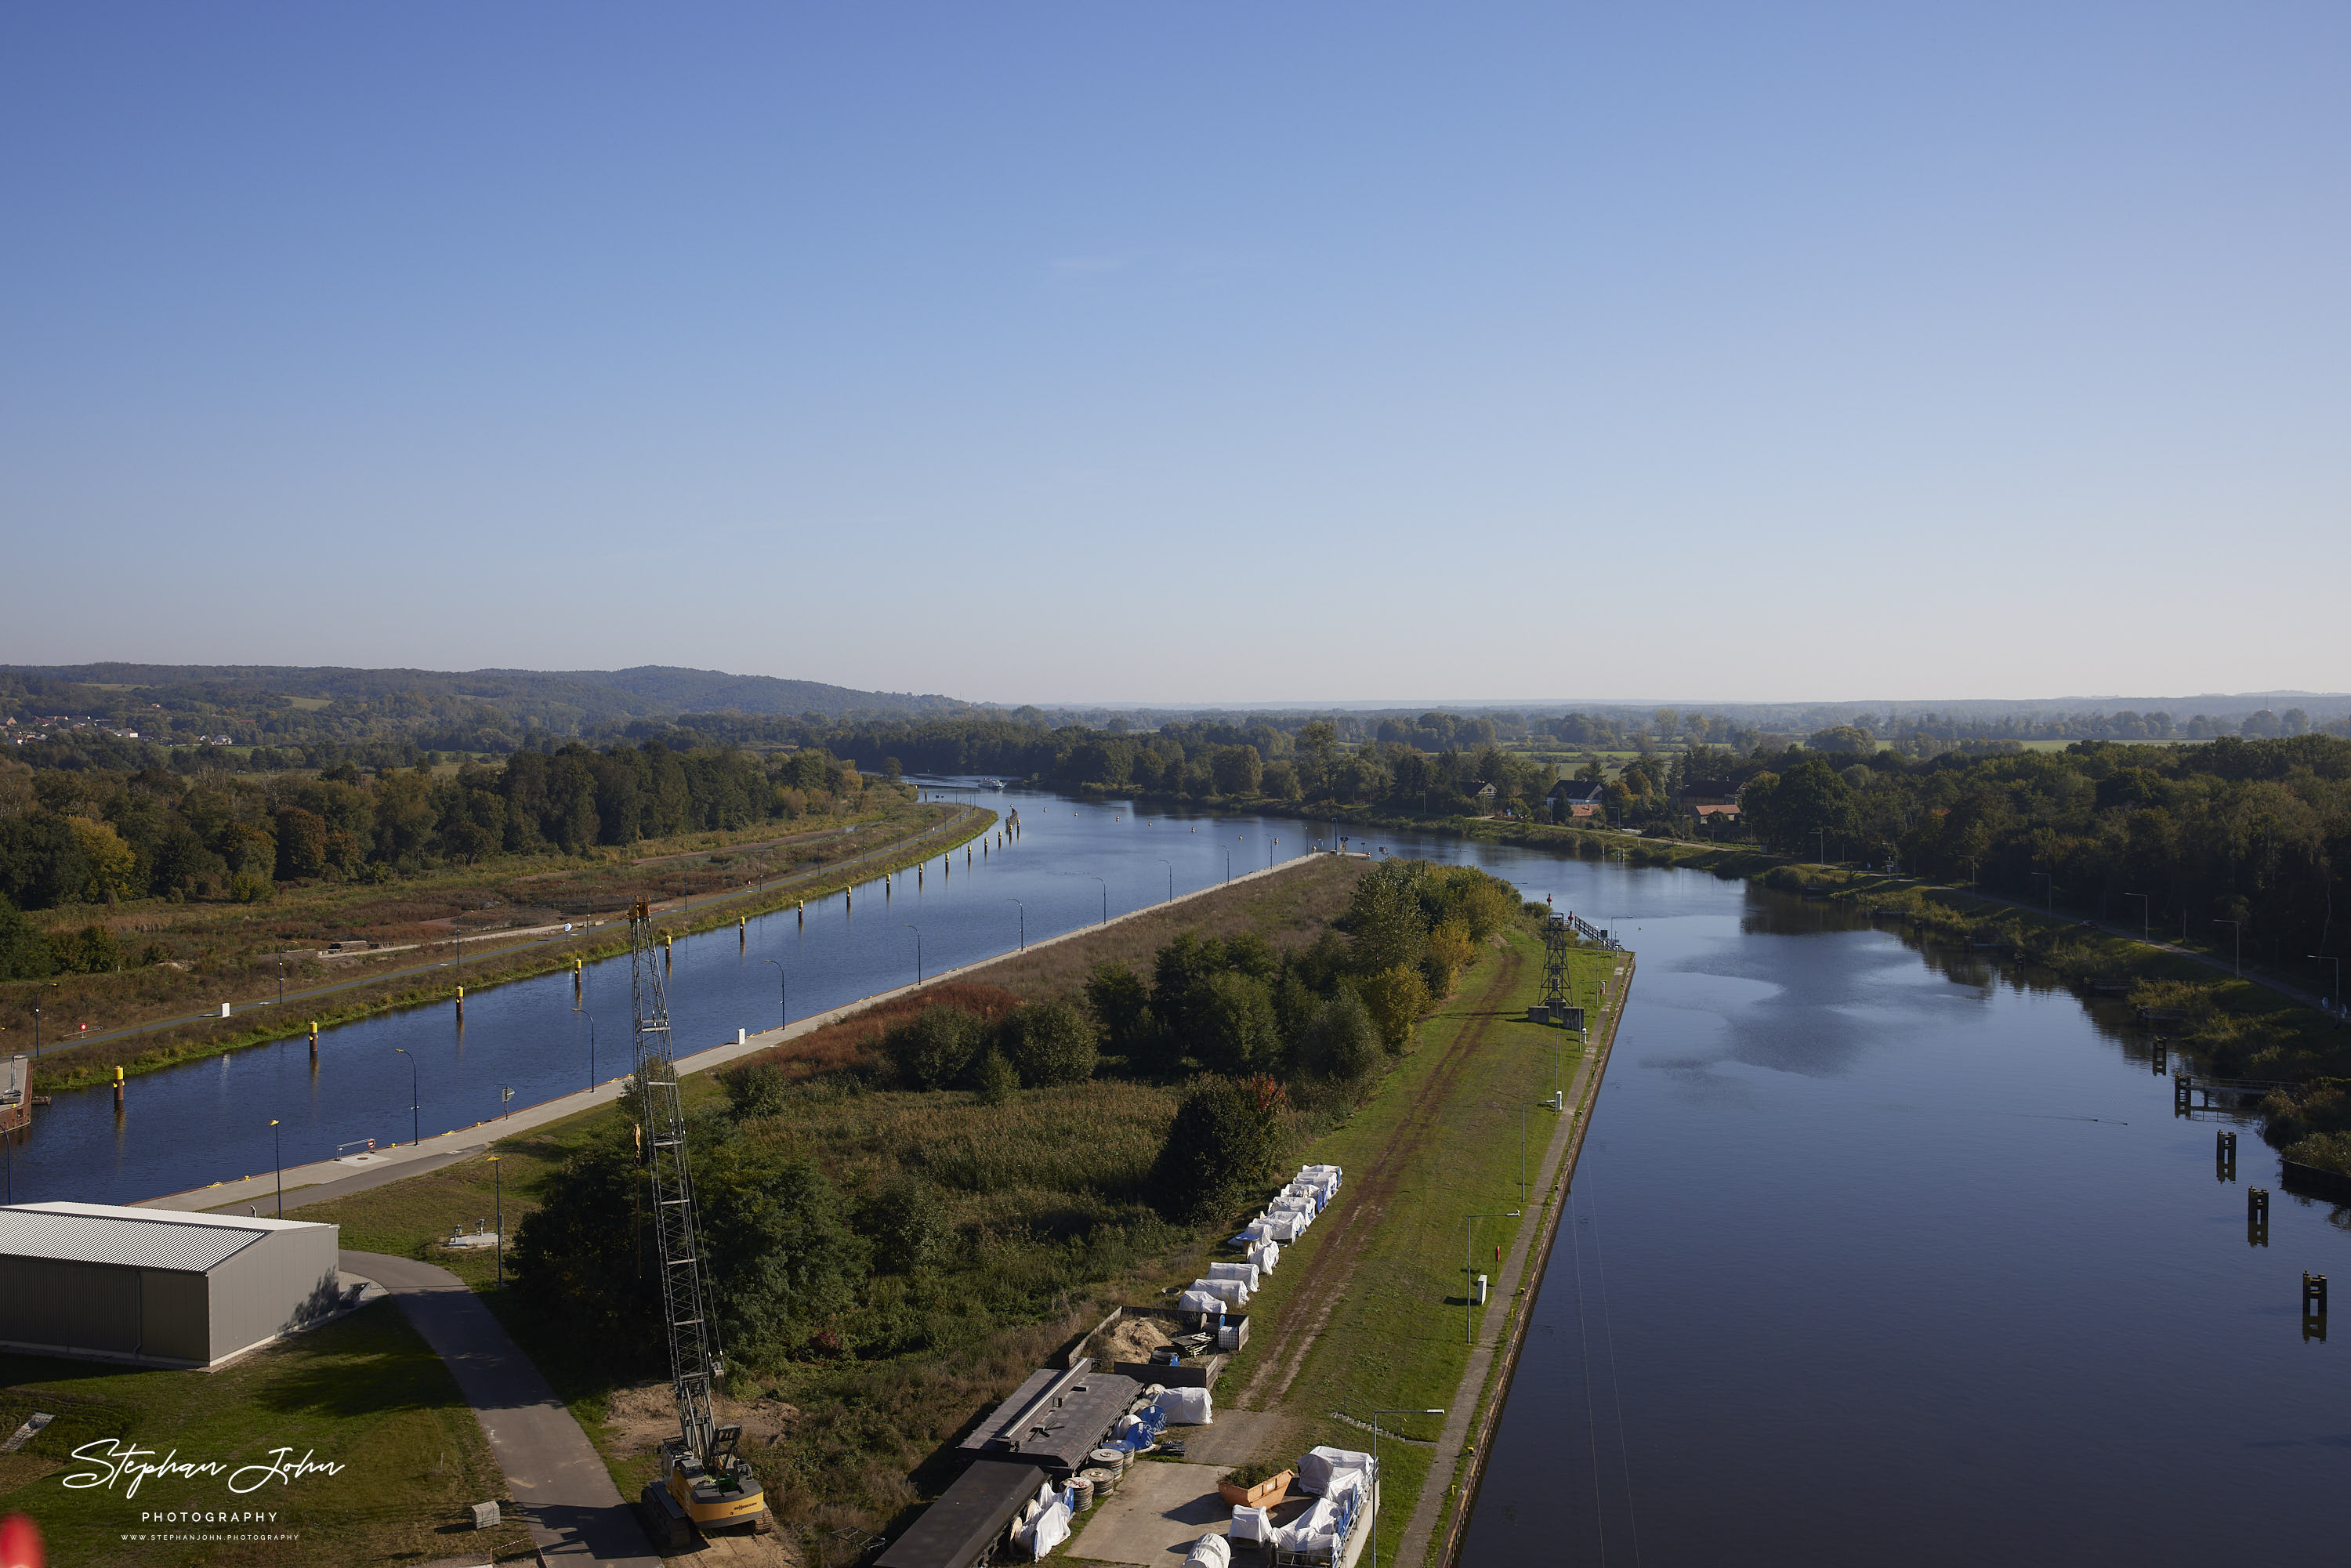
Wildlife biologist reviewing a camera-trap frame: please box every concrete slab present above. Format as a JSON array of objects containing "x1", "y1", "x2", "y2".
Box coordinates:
[
  {"x1": 1066, "y1": 1460, "x2": 1232, "y2": 1566},
  {"x1": 1172, "y1": 1409, "x2": 1283, "y2": 1468}
]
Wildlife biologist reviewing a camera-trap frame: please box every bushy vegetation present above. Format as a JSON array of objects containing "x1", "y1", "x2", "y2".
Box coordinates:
[{"x1": 511, "y1": 856, "x2": 1529, "y2": 1382}]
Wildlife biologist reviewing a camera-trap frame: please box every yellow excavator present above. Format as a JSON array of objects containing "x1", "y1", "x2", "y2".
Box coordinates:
[{"x1": 625, "y1": 900, "x2": 772, "y2": 1548}]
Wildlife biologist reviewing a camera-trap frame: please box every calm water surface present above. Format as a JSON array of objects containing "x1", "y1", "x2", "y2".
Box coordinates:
[{"x1": 1458, "y1": 857, "x2": 2351, "y2": 1564}]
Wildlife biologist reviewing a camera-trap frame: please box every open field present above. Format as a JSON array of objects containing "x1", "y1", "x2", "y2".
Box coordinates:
[{"x1": 0, "y1": 1302, "x2": 535, "y2": 1568}]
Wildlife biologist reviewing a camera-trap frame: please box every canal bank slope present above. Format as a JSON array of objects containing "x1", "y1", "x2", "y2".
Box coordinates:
[{"x1": 1409, "y1": 948, "x2": 1631, "y2": 1568}]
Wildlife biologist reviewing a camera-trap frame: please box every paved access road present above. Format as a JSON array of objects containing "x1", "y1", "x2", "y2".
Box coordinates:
[{"x1": 344, "y1": 1249, "x2": 663, "y2": 1568}]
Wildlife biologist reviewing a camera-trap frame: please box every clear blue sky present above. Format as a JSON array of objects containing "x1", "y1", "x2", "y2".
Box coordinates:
[{"x1": 4, "y1": 3, "x2": 2344, "y2": 705}]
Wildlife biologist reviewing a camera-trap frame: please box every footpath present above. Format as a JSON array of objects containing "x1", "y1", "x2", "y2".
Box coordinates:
[{"x1": 1393, "y1": 948, "x2": 1634, "y2": 1568}]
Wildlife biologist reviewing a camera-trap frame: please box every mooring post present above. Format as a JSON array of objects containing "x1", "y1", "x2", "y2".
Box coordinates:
[
  {"x1": 2217, "y1": 1129, "x2": 2237, "y2": 1182},
  {"x1": 2304, "y1": 1272, "x2": 2329, "y2": 1341},
  {"x1": 2152, "y1": 1040, "x2": 2167, "y2": 1074},
  {"x1": 309, "y1": 1019, "x2": 318, "y2": 1061},
  {"x1": 455, "y1": 983, "x2": 464, "y2": 1018},
  {"x1": 2174, "y1": 1073, "x2": 2193, "y2": 1116},
  {"x1": 112, "y1": 1064, "x2": 124, "y2": 1113},
  {"x1": 798, "y1": 900, "x2": 806, "y2": 927},
  {"x1": 2249, "y1": 1186, "x2": 2270, "y2": 1247}
]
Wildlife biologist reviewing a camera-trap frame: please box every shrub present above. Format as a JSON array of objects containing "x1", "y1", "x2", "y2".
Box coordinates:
[
  {"x1": 723, "y1": 1061, "x2": 791, "y2": 1120},
  {"x1": 2285, "y1": 1131, "x2": 2351, "y2": 1176},
  {"x1": 1194, "y1": 972, "x2": 1281, "y2": 1075},
  {"x1": 1149, "y1": 1076, "x2": 1291, "y2": 1224},
  {"x1": 1084, "y1": 962, "x2": 1154, "y2": 1057},
  {"x1": 1422, "y1": 916, "x2": 1476, "y2": 996},
  {"x1": 857, "y1": 1174, "x2": 949, "y2": 1276},
  {"x1": 1000, "y1": 999, "x2": 1099, "y2": 1086},
  {"x1": 1355, "y1": 964, "x2": 1433, "y2": 1055},
  {"x1": 1297, "y1": 992, "x2": 1382, "y2": 1086},
  {"x1": 974, "y1": 1048, "x2": 1020, "y2": 1104},
  {"x1": 886, "y1": 1005, "x2": 988, "y2": 1090}
]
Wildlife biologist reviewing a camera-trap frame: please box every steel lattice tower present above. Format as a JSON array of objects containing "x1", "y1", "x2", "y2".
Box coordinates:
[
  {"x1": 1541, "y1": 913, "x2": 1570, "y2": 1019},
  {"x1": 629, "y1": 899, "x2": 723, "y2": 1463}
]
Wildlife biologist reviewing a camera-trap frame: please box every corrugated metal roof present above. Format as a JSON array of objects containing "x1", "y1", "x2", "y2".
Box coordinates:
[{"x1": 0, "y1": 1203, "x2": 328, "y2": 1273}]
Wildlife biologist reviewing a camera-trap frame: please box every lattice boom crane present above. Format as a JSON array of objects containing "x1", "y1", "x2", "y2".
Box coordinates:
[{"x1": 629, "y1": 899, "x2": 770, "y2": 1548}]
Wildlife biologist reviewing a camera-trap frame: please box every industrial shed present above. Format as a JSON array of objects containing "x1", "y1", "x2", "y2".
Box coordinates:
[{"x1": 0, "y1": 1202, "x2": 342, "y2": 1369}]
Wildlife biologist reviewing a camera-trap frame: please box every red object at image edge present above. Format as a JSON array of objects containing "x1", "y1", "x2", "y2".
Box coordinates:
[{"x1": 0, "y1": 1513, "x2": 43, "y2": 1568}]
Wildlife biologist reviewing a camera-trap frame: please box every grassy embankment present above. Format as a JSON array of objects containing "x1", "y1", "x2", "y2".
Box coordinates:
[
  {"x1": 1082, "y1": 927, "x2": 1617, "y2": 1568},
  {"x1": 15, "y1": 800, "x2": 991, "y2": 1092},
  {"x1": 267, "y1": 854, "x2": 1378, "y2": 1552},
  {"x1": 0, "y1": 1308, "x2": 536, "y2": 1568}
]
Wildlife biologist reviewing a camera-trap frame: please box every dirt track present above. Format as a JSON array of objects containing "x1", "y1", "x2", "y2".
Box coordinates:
[{"x1": 1234, "y1": 940, "x2": 1525, "y2": 1411}]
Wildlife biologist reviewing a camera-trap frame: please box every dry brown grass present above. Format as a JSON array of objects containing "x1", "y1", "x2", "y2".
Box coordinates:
[
  {"x1": 727, "y1": 981, "x2": 1024, "y2": 1082},
  {"x1": 970, "y1": 853, "x2": 1368, "y2": 1000}
]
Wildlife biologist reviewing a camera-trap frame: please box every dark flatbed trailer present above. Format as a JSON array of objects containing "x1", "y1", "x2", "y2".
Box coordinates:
[{"x1": 875, "y1": 1459, "x2": 1046, "y2": 1568}]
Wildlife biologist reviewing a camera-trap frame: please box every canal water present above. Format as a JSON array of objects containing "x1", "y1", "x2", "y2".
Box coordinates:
[
  {"x1": 1452, "y1": 854, "x2": 2351, "y2": 1564},
  {"x1": 7, "y1": 800, "x2": 2345, "y2": 1560}
]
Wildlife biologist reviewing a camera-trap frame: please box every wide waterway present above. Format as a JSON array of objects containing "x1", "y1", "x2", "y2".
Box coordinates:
[
  {"x1": 1453, "y1": 850, "x2": 2350, "y2": 1563},
  {"x1": 5, "y1": 799, "x2": 2345, "y2": 1559}
]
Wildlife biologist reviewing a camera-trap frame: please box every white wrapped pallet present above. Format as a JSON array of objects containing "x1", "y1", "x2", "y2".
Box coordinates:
[
  {"x1": 1247, "y1": 1240, "x2": 1281, "y2": 1274},
  {"x1": 1182, "y1": 1531, "x2": 1232, "y2": 1568},
  {"x1": 1298, "y1": 1447, "x2": 1373, "y2": 1495},
  {"x1": 1177, "y1": 1288, "x2": 1228, "y2": 1315},
  {"x1": 1020, "y1": 1496, "x2": 1071, "y2": 1559},
  {"x1": 1206, "y1": 1260, "x2": 1261, "y2": 1291},
  {"x1": 1190, "y1": 1276, "x2": 1250, "y2": 1306},
  {"x1": 1154, "y1": 1385, "x2": 1215, "y2": 1424}
]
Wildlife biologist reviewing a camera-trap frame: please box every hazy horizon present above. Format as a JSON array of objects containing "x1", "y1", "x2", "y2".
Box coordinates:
[{"x1": 5, "y1": 5, "x2": 2344, "y2": 701}]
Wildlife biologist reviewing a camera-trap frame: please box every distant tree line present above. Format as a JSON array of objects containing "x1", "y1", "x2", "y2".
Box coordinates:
[
  {"x1": 0, "y1": 739, "x2": 875, "y2": 937},
  {"x1": 1729, "y1": 735, "x2": 2351, "y2": 983}
]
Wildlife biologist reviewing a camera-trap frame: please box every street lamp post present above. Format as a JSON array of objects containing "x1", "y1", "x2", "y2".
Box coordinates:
[
  {"x1": 1223, "y1": 848, "x2": 1232, "y2": 884},
  {"x1": 1464, "y1": 1211, "x2": 1520, "y2": 1344},
  {"x1": 2031, "y1": 872, "x2": 2056, "y2": 914},
  {"x1": 1087, "y1": 875, "x2": 1107, "y2": 925},
  {"x1": 2124, "y1": 893, "x2": 2151, "y2": 942},
  {"x1": 1005, "y1": 898, "x2": 1025, "y2": 951},
  {"x1": 278, "y1": 953, "x2": 286, "y2": 1008},
  {"x1": 1815, "y1": 827, "x2": 1828, "y2": 867},
  {"x1": 762, "y1": 959, "x2": 788, "y2": 1030},
  {"x1": 269, "y1": 1118, "x2": 284, "y2": 1217},
  {"x1": 1158, "y1": 860, "x2": 1173, "y2": 903},
  {"x1": 1364, "y1": 1408, "x2": 1444, "y2": 1568},
  {"x1": 574, "y1": 1008, "x2": 596, "y2": 1089},
  {"x1": 2307, "y1": 954, "x2": 2339, "y2": 1018},
  {"x1": 903, "y1": 923, "x2": 923, "y2": 983},
  {"x1": 1520, "y1": 1102, "x2": 1557, "y2": 1205},
  {"x1": 489, "y1": 1153, "x2": 504, "y2": 1286},
  {"x1": 2213, "y1": 919, "x2": 2242, "y2": 978},
  {"x1": 393, "y1": 1048, "x2": 419, "y2": 1146}
]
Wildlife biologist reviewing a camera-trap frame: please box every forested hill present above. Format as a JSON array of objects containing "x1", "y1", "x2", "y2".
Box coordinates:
[{"x1": 0, "y1": 663, "x2": 969, "y2": 763}]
